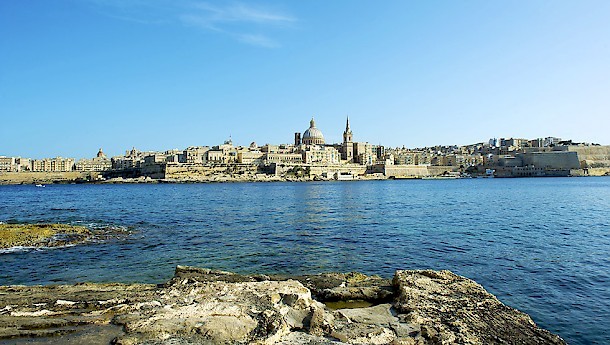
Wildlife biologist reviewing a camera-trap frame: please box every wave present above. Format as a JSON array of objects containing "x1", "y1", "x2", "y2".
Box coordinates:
[{"x1": 0, "y1": 246, "x2": 36, "y2": 254}]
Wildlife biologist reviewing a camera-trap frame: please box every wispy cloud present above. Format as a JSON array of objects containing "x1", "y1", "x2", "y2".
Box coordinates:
[
  {"x1": 85, "y1": 0, "x2": 296, "y2": 48},
  {"x1": 236, "y1": 33, "x2": 279, "y2": 48},
  {"x1": 190, "y1": 2, "x2": 295, "y2": 25}
]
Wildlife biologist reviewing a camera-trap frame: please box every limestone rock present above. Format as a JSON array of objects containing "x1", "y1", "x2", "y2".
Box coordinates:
[
  {"x1": 331, "y1": 304, "x2": 398, "y2": 344},
  {"x1": 0, "y1": 267, "x2": 567, "y2": 345},
  {"x1": 112, "y1": 278, "x2": 326, "y2": 344},
  {"x1": 392, "y1": 270, "x2": 565, "y2": 344}
]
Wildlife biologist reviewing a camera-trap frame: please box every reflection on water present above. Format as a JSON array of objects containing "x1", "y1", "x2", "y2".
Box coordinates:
[{"x1": 1, "y1": 178, "x2": 609, "y2": 345}]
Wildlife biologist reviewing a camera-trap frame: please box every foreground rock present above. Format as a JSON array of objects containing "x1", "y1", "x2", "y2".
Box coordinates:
[
  {"x1": 0, "y1": 266, "x2": 566, "y2": 344},
  {"x1": 393, "y1": 270, "x2": 563, "y2": 344}
]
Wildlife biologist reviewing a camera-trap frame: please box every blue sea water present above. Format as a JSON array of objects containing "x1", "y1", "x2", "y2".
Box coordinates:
[{"x1": 1, "y1": 178, "x2": 609, "y2": 344}]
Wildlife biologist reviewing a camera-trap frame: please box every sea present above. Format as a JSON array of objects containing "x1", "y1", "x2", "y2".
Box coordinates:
[{"x1": 1, "y1": 178, "x2": 609, "y2": 344}]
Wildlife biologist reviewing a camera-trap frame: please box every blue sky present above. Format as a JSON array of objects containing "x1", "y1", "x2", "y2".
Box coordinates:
[{"x1": 1, "y1": 0, "x2": 609, "y2": 159}]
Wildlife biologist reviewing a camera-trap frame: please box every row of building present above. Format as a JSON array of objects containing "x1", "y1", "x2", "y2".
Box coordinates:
[
  {"x1": 2, "y1": 118, "x2": 609, "y2": 177},
  {"x1": 111, "y1": 117, "x2": 377, "y2": 175},
  {"x1": 0, "y1": 149, "x2": 110, "y2": 173}
]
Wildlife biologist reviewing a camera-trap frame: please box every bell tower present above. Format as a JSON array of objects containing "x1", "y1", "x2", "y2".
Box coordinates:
[{"x1": 342, "y1": 116, "x2": 354, "y2": 162}]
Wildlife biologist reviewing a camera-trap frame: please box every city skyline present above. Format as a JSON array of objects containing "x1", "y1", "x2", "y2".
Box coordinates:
[
  {"x1": 0, "y1": 114, "x2": 591, "y2": 161},
  {"x1": 2, "y1": 1, "x2": 610, "y2": 159}
]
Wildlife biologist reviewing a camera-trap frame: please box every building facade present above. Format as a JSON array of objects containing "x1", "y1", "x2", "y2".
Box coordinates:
[{"x1": 31, "y1": 157, "x2": 75, "y2": 172}]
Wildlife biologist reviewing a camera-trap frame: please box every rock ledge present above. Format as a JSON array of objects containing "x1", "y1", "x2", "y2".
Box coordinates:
[{"x1": 0, "y1": 267, "x2": 565, "y2": 344}]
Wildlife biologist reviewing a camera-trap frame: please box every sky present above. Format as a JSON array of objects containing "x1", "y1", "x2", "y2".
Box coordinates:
[{"x1": 1, "y1": 0, "x2": 609, "y2": 159}]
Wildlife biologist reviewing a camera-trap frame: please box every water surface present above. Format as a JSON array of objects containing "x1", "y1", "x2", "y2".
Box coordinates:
[{"x1": 1, "y1": 178, "x2": 609, "y2": 344}]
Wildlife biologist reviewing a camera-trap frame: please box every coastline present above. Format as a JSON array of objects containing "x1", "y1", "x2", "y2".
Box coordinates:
[
  {"x1": 0, "y1": 171, "x2": 388, "y2": 186},
  {"x1": 0, "y1": 266, "x2": 565, "y2": 345},
  {"x1": 1, "y1": 170, "x2": 609, "y2": 186}
]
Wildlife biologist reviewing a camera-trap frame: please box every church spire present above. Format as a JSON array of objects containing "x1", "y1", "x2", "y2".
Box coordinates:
[
  {"x1": 342, "y1": 115, "x2": 354, "y2": 161},
  {"x1": 343, "y1": 115, "x2": 353, "y2": 144}
]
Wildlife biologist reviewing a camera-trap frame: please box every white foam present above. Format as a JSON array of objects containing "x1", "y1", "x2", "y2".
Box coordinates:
[{"x1": 0, "y1": 246, "x2": 35, "y2": 254}]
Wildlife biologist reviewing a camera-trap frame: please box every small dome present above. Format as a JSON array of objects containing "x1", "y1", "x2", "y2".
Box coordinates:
[{"x1": 302, "y1": 118, "x2": 325, "y2": 145}]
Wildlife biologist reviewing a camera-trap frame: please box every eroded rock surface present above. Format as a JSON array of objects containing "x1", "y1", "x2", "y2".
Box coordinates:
[
  {"x1": 392, "y1": 270, "x2": 565, "y2": 344},
  {"x1": 0, "y1": 267, "x2": 566, "y2": 344}
]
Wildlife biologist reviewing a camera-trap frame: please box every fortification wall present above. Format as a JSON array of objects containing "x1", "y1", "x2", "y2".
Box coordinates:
[
  {"x1": 164, "y1": 163, "x2": 262, "y2": 179},
  {"x1": 570, "y1": 168, "x2": 610, "y2": 176},
  {"x1": 520, "y1": 152, "x2": 580, "y2": 170},
  {"x1": 568, "y1": 146, "x2": 610, "y2": 167},
  {"x1": 0, "y1": 171, "x2": 95, "y2": 185},
  {"x1": 308, "y1": 164, "x2": 367, "y2": 178},
  {"x1": 384, "y1": 165, "x2": 457, "y2": 177}
]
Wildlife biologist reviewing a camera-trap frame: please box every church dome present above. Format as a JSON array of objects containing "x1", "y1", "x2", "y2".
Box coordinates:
[{"x1": 302, "y1": 118, "x2": 325, "y2": 145}]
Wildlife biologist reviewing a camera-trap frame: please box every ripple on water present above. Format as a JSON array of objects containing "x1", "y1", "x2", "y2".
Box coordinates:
[{"x1": 1, "y1": 179, "x2": 610, "y2": 344}]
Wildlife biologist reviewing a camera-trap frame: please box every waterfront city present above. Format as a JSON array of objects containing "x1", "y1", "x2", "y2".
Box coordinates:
[
  {"x1": 1, "y1": 117, "x2": 609, "y2": 185},
  {"x1": 2, "y1": 1, "x2": 610, "y2": 344}
]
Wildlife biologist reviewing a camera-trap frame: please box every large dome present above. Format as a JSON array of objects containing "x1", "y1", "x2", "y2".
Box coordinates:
[{"x1": 302, "y1": 118, "x2": 325, "y2": 145}]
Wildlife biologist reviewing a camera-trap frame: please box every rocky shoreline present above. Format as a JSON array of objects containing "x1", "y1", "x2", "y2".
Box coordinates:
[
  {"x1": 0, "y1": 171, "x2": 389, "y2": 185},
  {"x1": 0, "y1": 266, "x2": 565, "y2": 344},
  {"x1": 3, "y1": 171, "x2": 608, "y2": 186}
]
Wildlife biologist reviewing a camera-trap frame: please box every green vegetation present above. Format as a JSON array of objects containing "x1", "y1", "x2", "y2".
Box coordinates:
[{"x1": 0, "y1": 223, "x2": 91, "y2": 249}]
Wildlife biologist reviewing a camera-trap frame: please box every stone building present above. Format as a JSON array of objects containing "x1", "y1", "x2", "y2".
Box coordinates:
[
  {"x1": 238, "y1": 151, "x2": 265, "y2": 165},
  {"x1": 303, "y1": 146, "x2": 340, "y2": 165},
  {"x1": 207, "y1": 140, "x2": 237, "y2": 164},
  {"x1": 0, "y1": 156, "x2": 15, "y2": 172},
  {"x1": 353, "y1": 142, "x2": 373, "y2": 165},
  {"x1": 111, "y1": 147, "x2": 148, "y2": 170},
  {"x1": 0, "y1": 156, "x2": 31, "y2": 172},
  {"x1": 75, "y1": 148, "x2": 112, "y2": 172},
  {"x1": 16, "y1": 158, "x2": 31, "y2": 171},
  {"x1": 184, "y1": 147, "x2": 210, "y2": 164},
  {"x1": 264, "y1": 153, "x2": 303, "y2": 164},
  {"x1": 31, "y1": 157, "x2": 75, "y2": 172}
]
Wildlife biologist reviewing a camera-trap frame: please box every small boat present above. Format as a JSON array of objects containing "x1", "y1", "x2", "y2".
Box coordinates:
[{"x1": 35, "y1": 184, "x2": 45, "y2": 187}]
